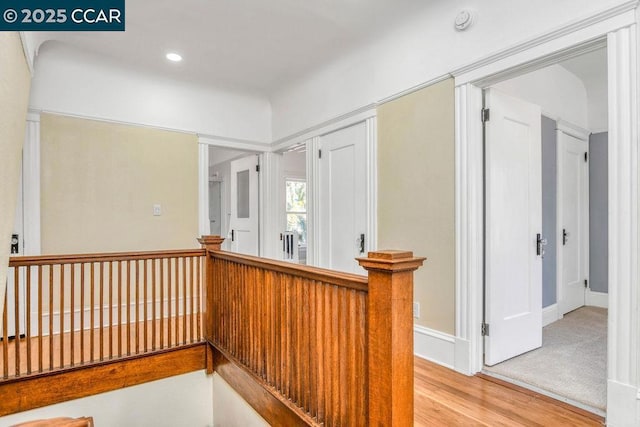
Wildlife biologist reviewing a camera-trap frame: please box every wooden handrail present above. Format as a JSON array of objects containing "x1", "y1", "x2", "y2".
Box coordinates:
[
  {"x1": 200, "y1": 235, "x2": 425, "y2": 426},
  {"x1": 9, "y1": 249, "x2": 205, "y2": 267},
  {"x1": 209, "y1": 250, "x2": 368, "y2": 291}
]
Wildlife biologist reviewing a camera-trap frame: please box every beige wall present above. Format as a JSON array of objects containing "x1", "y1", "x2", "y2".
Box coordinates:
[
  {"x1": 0, "y1": 33, "x2": 32, "y2": 316},
  {"x1": 377, "y1": 79, "x2": 455, "y2": 334},
  {"x1": 41, "y1": 114, "x2": 199, "y2": 254}
]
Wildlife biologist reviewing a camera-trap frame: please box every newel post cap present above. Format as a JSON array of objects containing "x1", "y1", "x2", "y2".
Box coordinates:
[
  {"x1": 198, "y1": 235, "x2": 225, "y2": 251},
  {"x1": 357, "y1": 250, "x2": 426, "y2": 272}
]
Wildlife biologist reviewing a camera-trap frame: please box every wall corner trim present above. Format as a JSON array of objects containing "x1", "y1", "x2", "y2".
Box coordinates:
[{"x1": 19, "y1": 32, "x2": 35, "y2": 76}]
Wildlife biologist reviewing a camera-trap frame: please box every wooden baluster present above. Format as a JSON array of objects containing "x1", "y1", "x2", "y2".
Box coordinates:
[
  {"x1": 80, "y1": 263, "x2": 84, "y2": 364},
  {"x1": 108, "y1": 261, "x2": 113, "y2": 359},
  {"x1": 153, "y1": 259, "x2": 158, "y2": 351},
  {"x1": 70, "y1": 263, "x2": 75, "y2": 367},
  {"x1": 189, "y1": 257, "x2": 194, "y2": 343},
  {"x1": 357, "y1": 291, "x2": 367, "y2": 424},
  {"x1": 90, "y1": 262, "x2": 95, "y2": 363},
  {"x1": 144, "y1": 259, "x2": 148, "y2": 352},
  {"x1": 26, "y1": 266, "x2": 32, "y2": 375},
  {"x1": 38, "y1": 265, "x2": 43, "y2": 373},
  {"x1": 126, "y1": 260, "x2": 131, "y2": 356},
  {"x1": 135, "y1": 260, "x2": 140, "y2": 354},
  {"x1": 195, "y1": 256, "x2": 201, "y2": 341},
  {"x1": 357, "y1": 250, "x2": 425, "y2": 427},
  {"x1": 160, "y1": 258, "x2": 164, "y2": 349},
  {"x1": 182, "y1": 257, "x2": 187, "y2": 345},
  {"x1": 347, "y1": 289, "x2": 356, "y2": 423},
  {"x1": 49, "y1": 265, "x2": 53, "y2": 370},
  {"x1": 118, "y1": 261, "x2": 123, "y2": 357},
  {"x1": 3, "y1": 285, "x2": 8, "y2": 378},
  {"x1": 308, "y1": 280, "x2": 316, "y2": 420},
  {"x1": 174, "y1": 258, "x2": 179, "y2": 346},
  {"x1": 301, "y1": 277, "x2": 310, "y2": 412},
  {"x1": 167, "y1": 257, "x2": 172, "y2": 348},
  {"x1": 60, "y1": 264, "x2": 65, "y2": 369},
  {"x1": 320, "y1": 284, "x2": 328, "y2": 422},
  {"x1": 100, "y1": 262, "x2": 104, "y2": 361},
  {"x1": 14, "y1": 267, "x2": 20, "y2": 377}
]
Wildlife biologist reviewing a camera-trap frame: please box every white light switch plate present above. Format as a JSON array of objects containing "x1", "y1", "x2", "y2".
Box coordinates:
[
  {"x1": 153, "y1": 204, "x2": 162, "y2": 216},
  {"x1": 413, "y1": 302, "x2": 420, "y2": 319}
]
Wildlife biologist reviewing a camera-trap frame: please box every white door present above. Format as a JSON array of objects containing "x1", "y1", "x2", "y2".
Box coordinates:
[
  {"x1": 229, "y1": 155, "x2": 259, "y2": 256},
  {"x1": 557, "y1": 131, "x2": 589, "y2": 315},
  {"x1": 485, "y1": 89, "x2": 542, "y2": 366},
  {"x1": 318, "y1": 122, "x2": 367, "y2": 274}
]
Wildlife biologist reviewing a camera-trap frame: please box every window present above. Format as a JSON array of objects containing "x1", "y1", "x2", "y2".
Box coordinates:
[{"x1": 285, "y1": 180, "x2": 307, "y2": 244}]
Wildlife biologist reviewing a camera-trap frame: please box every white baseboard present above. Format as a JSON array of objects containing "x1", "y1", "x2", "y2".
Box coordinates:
[
  {"x1": 413, "y1": 325, "x2": 456, "y2": 370},
  {"x1": 586, "y1": 289, "x2": 609, "y2": 308},
  {"x1": 542, "y1": 303, "x2": 560, "y2": 327}
]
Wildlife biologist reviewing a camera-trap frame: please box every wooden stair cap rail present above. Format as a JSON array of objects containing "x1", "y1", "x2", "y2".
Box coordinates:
[
  {"x1": 357, "y1": 250, "x2": 426, "y2": 272},
  {"x1": 198, "y1": 235, "x2": 225, "y2": 251}
]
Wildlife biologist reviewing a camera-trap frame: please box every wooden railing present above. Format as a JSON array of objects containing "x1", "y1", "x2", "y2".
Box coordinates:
[
  {"x1": 2, "y1": 249, "x2": 205, "y2": 380},
  {"x1": 200, "y1": 236, "x2": 425, "y2": 426}
]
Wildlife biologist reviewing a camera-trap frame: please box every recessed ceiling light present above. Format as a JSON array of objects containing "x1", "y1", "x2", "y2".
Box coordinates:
[{"x1": 166, "y1": 52, "x2": 182, "y2": 62}]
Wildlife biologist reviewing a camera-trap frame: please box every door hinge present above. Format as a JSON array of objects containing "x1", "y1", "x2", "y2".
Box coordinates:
[
  {"x1": 256, "y1": 164, "x2": 260, "y2": 172},
  {"x1": 318, "y1": 149, "x2": 322, "y2": 159},
  {"x1": 584, "y1": 152, "x2": 588, "y2": 162},
  {"x1": 481, "y1": 322, "x2": 489, "y2": 336},
  {"x1": 481, "y1": 108, "x2": 490, "y2": 123},
  {"x1": 584, "y1": 279, "x2": 588, "y2": 288}
]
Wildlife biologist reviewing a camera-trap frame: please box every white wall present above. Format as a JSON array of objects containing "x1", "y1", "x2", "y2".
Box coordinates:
[
  {"x1": 30, "y1": 42, "x2": 272, "y2": 144},
  {"x1": 270, "y1": 0, "x2": 626, "y2": 140},
  {"x1": 0, "y1": 372, "x2": 214, "y2": 427},
  {"x1": 492, "y1": 64, "x2": 589, "y2": 130},
  {"x1": 212, "y1": 374, "x2": 268, "y2": 427}
]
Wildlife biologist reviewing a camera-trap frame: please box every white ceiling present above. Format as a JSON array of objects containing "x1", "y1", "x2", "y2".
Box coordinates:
[
  {"x1": 559, "y1": 48, "x2": 607, "y2": 91},
  {"x1": 37, "y1": 0, "x2": 433, "y2": 96}
]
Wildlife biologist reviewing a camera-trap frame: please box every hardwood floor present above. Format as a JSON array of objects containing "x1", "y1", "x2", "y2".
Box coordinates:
[{"x1": 414, "y1": 357, "x2": 605, "y2": 426}]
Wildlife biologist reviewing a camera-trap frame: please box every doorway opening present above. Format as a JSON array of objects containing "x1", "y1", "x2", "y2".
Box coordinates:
[
  {"x1": 207, "y1": 146, "x2": 260, "y2": 255},
  {"x1": 481, "y1": 48, "x2": 608, "y2": 414},
  {"x1": 282, "y1": 144, "x2": 307, "y2": 264}
]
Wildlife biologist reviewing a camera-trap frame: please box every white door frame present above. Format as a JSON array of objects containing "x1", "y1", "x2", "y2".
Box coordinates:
[{"x1": 453, "y1": 3, "x2": 638, "y2": 423}]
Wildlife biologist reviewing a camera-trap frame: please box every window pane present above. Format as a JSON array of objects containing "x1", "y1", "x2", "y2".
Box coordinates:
[
  {"x1": 286, "y1": 213, "x2": 307, "y2": 244},
  {"x1": 286, "y1": 181, "x2": 306, "y2": 213},
  {"x1": 237, "y1": 170, "x2": 250, "y2": 218}
]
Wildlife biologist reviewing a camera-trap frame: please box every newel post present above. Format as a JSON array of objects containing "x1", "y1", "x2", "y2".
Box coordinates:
[
  {"x1": 358, "y1": 250, "x2": 425, "y2": 426},
  {"x1": 198, "y1": 235, "x2": 225, "y2": 373}
]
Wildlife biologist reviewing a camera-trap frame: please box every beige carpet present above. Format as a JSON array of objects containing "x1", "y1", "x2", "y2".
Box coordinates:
[{"x1": 484, "y1": 306, "x2": 607, "y2": 410}]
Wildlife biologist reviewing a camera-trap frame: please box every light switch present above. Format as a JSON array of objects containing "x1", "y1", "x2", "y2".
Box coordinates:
[
  {"x1": 153, "y1": 204, "x2": 162, "y2": 216},
  {"x1": 413, "y1": 302, "x2": 420, "y2": 319}
]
